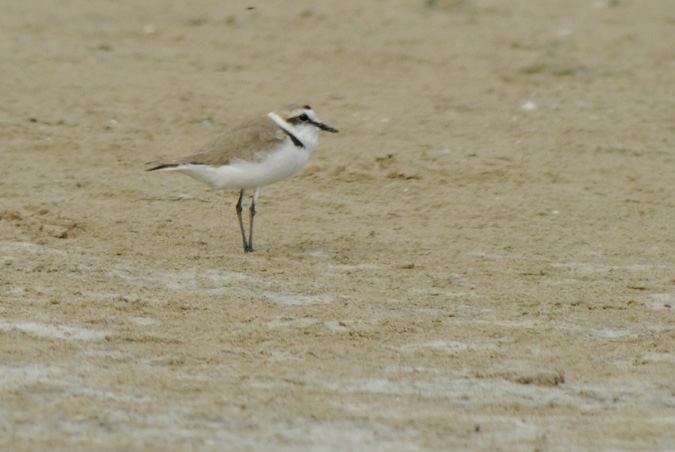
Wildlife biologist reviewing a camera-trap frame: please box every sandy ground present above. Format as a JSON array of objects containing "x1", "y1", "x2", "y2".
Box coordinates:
[{"x1": 1, "y1": 0, "x2": 675, "y2": 450}]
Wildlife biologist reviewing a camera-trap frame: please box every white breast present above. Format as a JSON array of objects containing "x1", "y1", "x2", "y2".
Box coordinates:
[{"x1": 170, "y1": 140, "x2": 311, "y2": 190}]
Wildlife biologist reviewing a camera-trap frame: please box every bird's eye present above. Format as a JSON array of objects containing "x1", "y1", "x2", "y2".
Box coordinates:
[{"x1": 299, "y1": 114, "x2": 309, "y2": 121}]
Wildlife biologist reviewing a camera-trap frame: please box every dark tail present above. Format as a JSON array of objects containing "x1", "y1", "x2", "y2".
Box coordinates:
[{"x1": 145, "y1": 162, "x2": 179, "y2": 172}]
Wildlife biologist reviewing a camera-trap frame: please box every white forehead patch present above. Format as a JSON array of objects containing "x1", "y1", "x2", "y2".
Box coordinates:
[{"x1": 290, "y1": 106, "x2": 312, "y2": 117}]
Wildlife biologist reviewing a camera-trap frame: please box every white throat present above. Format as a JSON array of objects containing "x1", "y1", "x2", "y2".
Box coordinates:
[{"x1": 267, "y1": 112, "x2": 320, "y2": 152}]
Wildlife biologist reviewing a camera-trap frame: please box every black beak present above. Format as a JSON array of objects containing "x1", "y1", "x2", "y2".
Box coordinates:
[{"x1": 310, "y1": 119, "x2": 339, "y2": 133}]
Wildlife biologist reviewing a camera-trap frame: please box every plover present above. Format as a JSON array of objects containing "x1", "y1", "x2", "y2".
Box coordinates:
[{"x1": 146, "y1": 104, "x2": 338, "y2": 253}]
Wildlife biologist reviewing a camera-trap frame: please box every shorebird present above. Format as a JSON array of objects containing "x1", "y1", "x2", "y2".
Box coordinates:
[{"x1": 146, "y1": 104, "x2": 338, "y2": 252}]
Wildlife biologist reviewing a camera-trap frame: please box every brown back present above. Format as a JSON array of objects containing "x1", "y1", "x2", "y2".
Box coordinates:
[{"x1": 146, "y1": 115, "x2": 285, "y2": 170}]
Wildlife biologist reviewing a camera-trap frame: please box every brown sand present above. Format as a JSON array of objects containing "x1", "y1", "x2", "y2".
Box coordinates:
[{"x1": 1, "y1": 0, "x2": 674, "y2": 450}]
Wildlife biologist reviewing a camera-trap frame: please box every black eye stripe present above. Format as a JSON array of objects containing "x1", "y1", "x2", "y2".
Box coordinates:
[{"x1": 287, "y1": 114, "x2": 311, "y2": 126}]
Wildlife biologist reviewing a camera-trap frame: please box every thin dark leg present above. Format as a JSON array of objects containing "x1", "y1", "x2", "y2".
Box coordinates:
[
  {"x1": 235, "y1": 189, "x2": 249, "y2": 252},
  {"x1": 247, "y1": 196, "x2": 256, "y2": 253}
]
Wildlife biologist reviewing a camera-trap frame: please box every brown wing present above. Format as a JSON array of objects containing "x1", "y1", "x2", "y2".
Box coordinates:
[{"x1": 146, "y1": 115, "x2": 284, "y2": 171}]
